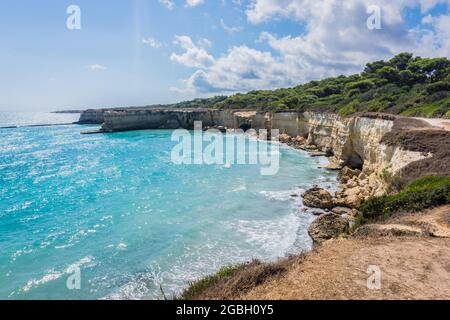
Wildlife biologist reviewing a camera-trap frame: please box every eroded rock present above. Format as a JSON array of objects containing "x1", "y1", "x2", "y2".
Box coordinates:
[
  {"x1": 302, "y1": 188, "x2": 334, "y2": 209},
  {"x1": 338, "y1": 167, "x2": 362, "y2": 183},
  {"x1": 308, "y1": 214, "x2": 349, "y2": 245},
  {"x1": 332, "y1": 207, "x2": 353, "y2": 216}
]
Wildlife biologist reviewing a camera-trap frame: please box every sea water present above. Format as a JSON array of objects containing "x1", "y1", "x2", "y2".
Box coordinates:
[{"x1": 0, "y1": 112, "x2": 336, "y2": 299}]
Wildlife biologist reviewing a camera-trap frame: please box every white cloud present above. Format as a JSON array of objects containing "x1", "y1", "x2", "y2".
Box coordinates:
[
  {"x1": 88, "y1": 64, "x2": 107, "y2": 71},
  {"x1": 220, "y1": 19, "x2": 243, "y2": 33},
  {"x1": 198, "y1": 38, "x2": 213, "y2": 48},
  {"x1": 142, "y1": 37, "x2": 164, "y2": 48},
  {"x1": 159, "y1": 0, "x2": 175, "y2": 9},
  {"x1": 170, "y1": 35, "x2": 215, "y2": 68},
  {"x1": 172, "y1": 0, "x2": 450, "y2": 93},
  {"x1": 413, "y1": 13, "x2": 450, "y2": 57},
  {"x1": 186, "y1": 0, "x2": 205, "y2": 7}
]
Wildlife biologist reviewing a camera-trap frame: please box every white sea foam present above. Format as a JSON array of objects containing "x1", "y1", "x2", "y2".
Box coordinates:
[
  {"x1": 116, "y1": 243, "x2": 128, "y2": 250},
  {"x1": 21, "y1": 271, "x2": 64, "y2": 293},
  {"x1": 5, "y1": 201, "x2": 32, "y2": 213},
  {"x1": 259, "y1": 188, "x2": 305, "y2": 202},
  {"x1": 232, "y1": 214, "x2": 302, "y2": 258},
  {"x1": 230, "y1": 183, "x2": 247, "y2": 192},
  {"x1": 20, "y1": 256, "x2": 95, "y2": 293}
]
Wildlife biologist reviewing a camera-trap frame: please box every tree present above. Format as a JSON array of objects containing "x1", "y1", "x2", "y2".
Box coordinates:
[{"x1": 389, "y1": 53, "x2": 413, "y2": 71}]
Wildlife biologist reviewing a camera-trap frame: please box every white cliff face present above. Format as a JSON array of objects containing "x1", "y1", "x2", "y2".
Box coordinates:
[
  {"x1": 275, "y1": 112, "x2": 428, "y2": 175},
  {"x1": 80, "y1": 108, "x2": 430, "y2": 204},
  {"x1": 78, "y1": 109, "x2": 105, "y2": 124},
  {"x1": 87, "y1": 108, "x2": 428, "y2": 176},
  {"x1": 270, "y1": 111, "x2": 432, "y2": 206}
]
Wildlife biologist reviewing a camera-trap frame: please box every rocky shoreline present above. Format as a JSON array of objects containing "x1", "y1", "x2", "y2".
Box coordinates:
[
  {"x1": 77, "y1": 109, "x2": 447, "y2": 247},
  {"x1": 274, "y1": 114, "x2": 449, "y2": 246},
  {"x1": 278, "y1": 133, "x2": 367, "y2": 245},
  {"x1": 75, "y1": 109, "x2": 450, "y2": 299}
]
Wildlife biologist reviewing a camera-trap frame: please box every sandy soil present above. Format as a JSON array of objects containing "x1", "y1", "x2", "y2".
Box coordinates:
[
  {"x1": 190, "y1": 206, "x2": 450, "y2": 300},
  {"x1": 414, "y1": 117, "x2": 450, "y2": 131},
  {"x1": 241, "y1": 237, "x2": 450, "y2": 300},
  {"x1": 239, "y1": 206, "x2": 450, "y2": 300}
]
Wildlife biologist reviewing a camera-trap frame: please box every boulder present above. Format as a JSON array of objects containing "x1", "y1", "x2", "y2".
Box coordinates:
[
  {"x1": 308, "y1": 214, "x2": 349, "y2": 245},
  {"x1": 293, "y1": 136, "x2": 306, "y2": 145},
  {"x1": 302, "y1": 187, "x2": 334, "y2": 209},
  {"x1": 335, "y1": 187, "x2": 364, "y2": 208},
  {"x1": 279, "y1": 133, "x2": 292, "y2": 144},
  {"x1": 338, "y1": 167, "x2": 362, "y2": 183},
  {"x1": 332, "y1": 207, "x2": 353, "y2": 216}
]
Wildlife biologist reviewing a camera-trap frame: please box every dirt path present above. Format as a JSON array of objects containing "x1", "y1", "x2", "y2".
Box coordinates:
[
  {"x1": 414, "y1": 117, "x2": 450, "y2": 130},
  {"x1": 181, "y1": 206, "x2": 444, "y2": 300},
  {"x1": 241, "y1": 237, "x2": 450, "y2": 300},
  {"x1": 238, "y1": 206, "x2": 450, "y2": 300}
]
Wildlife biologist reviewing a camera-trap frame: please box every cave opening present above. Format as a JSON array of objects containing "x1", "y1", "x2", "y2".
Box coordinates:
[
  {"x1": 345, "y1": 152, "x2": 364, "y2": 170},
  {"x1": 239, "y1": 123, "x2": 252, "y2": 132}
]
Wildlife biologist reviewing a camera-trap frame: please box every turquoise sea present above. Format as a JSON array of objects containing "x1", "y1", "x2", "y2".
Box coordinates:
[{"x1": 0, "y1": 112, "x2": 336, "y2": 299}]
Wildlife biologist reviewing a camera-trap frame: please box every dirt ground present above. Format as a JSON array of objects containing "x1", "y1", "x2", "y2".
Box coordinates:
[
  {"x1": 380, "y1": 116, "x2": 450, "y2": 183},
  {"x1": 242, "y1": 206, "x2": 450, "y2": 300},
  {"x1": 416, "y1": 117, "x2": 450, "y2": 130},
  {"x1": 192, "y1": 206, "x2": 450, "y2": 300}
]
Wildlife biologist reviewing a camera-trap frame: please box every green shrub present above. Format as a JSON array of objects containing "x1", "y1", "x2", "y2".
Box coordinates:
[
  {"x1": 179, "y1": 264, "x2": 243, "y2": 300},
  {"x1": 339, "y1": 102, "x2": 357, "y2": 116},
  {"x1": 170, "y1": 53, "x2": 450, "y2": 118},
  {"x1": 346, "y1": 80, "x2": 375, "y2": 92},
  {"x1": 359, "y1": 176, "x2": 450, "y2": 224},
  {"x1": 426, "y1": 81, "x2": 450, "y2": 94}
]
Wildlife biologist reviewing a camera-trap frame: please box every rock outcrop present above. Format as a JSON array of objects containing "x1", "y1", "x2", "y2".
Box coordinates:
[
  {"x1": 308, "y1": 214, "x2": 348, "y2": 245},
  {"x1": 78, "y1": 109, "x2": 433, "y2": 203},
  {"x1": 78, "y1": 109, "x2": 107, "y2": 124},
  {"x1": 302, "y1": 188, "x2": 334, "y2": 209}
]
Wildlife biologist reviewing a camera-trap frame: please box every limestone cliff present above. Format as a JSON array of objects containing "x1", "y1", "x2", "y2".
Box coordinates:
[
  {"x1": 78, "y1": 109, "x2": 106, "y2": 124},
  {"x1": 269, "y1": 112, "x2": 431, "y2": 206},
  {"x1": 77, "y1": 108, "x2": 434, "y2": 204}
]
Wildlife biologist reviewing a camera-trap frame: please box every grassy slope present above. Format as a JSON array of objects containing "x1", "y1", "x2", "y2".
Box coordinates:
[{"x1": 357, "y1": 176, "x2": 450, "y2": 226}]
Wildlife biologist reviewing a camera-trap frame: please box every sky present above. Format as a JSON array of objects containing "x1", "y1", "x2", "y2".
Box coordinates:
[{"x1": 0, "y1": 0, "x2": 449, "y2": 111}]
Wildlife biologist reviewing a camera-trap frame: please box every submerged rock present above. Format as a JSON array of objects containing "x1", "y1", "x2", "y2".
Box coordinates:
[
  {"x1": 302, "y1": 187, "x2": 334, "y2": 209},
  {"x1": 308, "y1": 214, "x2": 348, "y2": 245}
]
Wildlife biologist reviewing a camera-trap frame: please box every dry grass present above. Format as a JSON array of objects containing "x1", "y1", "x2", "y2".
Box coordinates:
[
  {"x1": 180, "y1": 256, "x2": 305, "y2": 300},
  {"x1": 184, "y1": 206, "x2": 450, "y2": 300}
]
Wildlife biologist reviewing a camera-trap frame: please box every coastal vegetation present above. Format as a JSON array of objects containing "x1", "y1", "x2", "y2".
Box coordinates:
[
  {"x1": 172, "y1": 53, "x2": 450, "y2": 118},
  {"x1": 179, "y1": 264, "x2": 244, "y2": 300},
  {"x1": 357, "y1": 176, "x2": 450, "y2": 225},
  {"x1": 179, "y1": 259, "x2": 295, "y2": 300}
]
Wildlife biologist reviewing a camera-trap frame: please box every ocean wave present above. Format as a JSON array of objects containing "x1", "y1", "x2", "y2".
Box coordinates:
[
  {"x1": 20, "y1": 256, "x2": 95, "y2": 293},
  {"x1": 231, "y1": 213, "x2": 302, "y2": 258},
  {"x1": 101, "y1": 263, "x2": 167, "y2": 300},
  {"x1": 259, "y1": 188, "x2": 305, "y2": 202},
  {"x1": 5, "y1": 201, "x2": 32, "y2": 214}
]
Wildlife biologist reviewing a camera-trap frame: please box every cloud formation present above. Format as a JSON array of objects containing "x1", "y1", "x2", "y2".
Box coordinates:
[
  {"x1": 158, "y1": 0, "x2": 175, "y2": 10},
  {"x1": 88, "y1": 64, "x2": 107, "y2": 71},
  {"x1": 170, "y1": 35, "x2": 215, "y2": 69},
  {"x1": 142, "y1": 37, "x2": 164, "y2": 49},
  {"x1": 171, "y1": 0, "x2": 450, "y2": 93}
]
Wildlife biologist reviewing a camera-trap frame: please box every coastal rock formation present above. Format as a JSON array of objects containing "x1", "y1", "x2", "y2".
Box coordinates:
[
  {"x1": 78, "y1": 109, "x2": 106, "y2": 124},
  {"x1": 302, "y1": 188, "x2": 334, "y2": 209},
  {"x1": 338, "y1": 167, "x2": 361, "y2": 183},
  {"x1": 92, "y1": 108, "x2": 267, "y2": 132},
  {"x1": 308, "y1": 214, "x2": 348, "y2": 245},
  {"x1": 332, "y1": 207, "x2": 354, "y2": 216},
  {"x1": 78, "y1": 109, "x2": 436, "y2": 203}
]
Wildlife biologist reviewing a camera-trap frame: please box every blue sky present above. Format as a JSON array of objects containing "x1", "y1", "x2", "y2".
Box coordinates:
[{"x1": 0, "y1": 0, "x2": 449, "y2": 111}]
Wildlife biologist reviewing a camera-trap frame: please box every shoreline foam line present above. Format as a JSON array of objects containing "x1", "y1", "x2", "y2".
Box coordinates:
[{"x1": 0, "y1": 122, "x2": 78, "y2": 129}]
